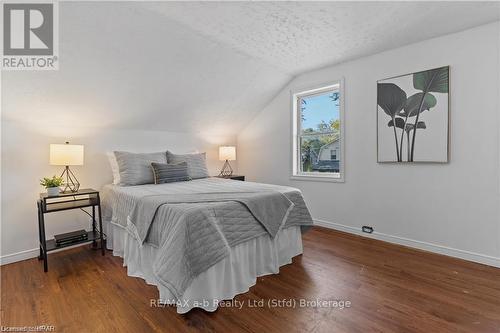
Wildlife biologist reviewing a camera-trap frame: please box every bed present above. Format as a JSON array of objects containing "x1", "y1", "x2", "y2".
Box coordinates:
[{"x1": 101, "y1": 177, "x2": 313, "y2": 313}]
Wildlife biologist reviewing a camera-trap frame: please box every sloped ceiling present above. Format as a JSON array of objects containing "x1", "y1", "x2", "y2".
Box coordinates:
[
  {"x1": 147, "y1": 1, "x2": 500, "y2": 75},
  {"x1": 2, "y1": 1, "x2": 499, "y2": 136}
]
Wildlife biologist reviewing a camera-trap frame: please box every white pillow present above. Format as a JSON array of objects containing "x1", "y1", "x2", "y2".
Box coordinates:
[
  {"x1": 114, "y1": 151, "x2": 167, "y2": 186},
  {"x1": 166, "y1": 151, "x2": 209, "y2": 179},
  {"x1": 107, "y1": 152, "x2": 121, "y2": 185}
]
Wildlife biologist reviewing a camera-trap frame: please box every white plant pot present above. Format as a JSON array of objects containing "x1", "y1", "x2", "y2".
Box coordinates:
[{"x1": 46, "y1": 187, "x2": 60, "y2": 196}]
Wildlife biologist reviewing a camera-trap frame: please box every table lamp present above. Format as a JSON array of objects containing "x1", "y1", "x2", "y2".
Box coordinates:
[
  {"x1": 50, "y1": 142, "x2": 84, "y2": 192},
  {"x1": 219, "y1": 146, "x2": 236, "y2": 177}
]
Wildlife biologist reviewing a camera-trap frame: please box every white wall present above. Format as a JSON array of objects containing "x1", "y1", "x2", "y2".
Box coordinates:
[
  {"x1": 1, "y1": 2, "x2": 247, "y2": 264},
  {"x1": 238, "y1": 22, "x2": 500, "y2": 267},
  {"x1": 0, "y1": 120, "x2": 235, "y2": 263}
]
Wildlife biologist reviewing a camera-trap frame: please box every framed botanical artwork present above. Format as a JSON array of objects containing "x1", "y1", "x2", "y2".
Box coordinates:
[{"x1": 377, "y1": 66, "x2": 449, "y2": 163}]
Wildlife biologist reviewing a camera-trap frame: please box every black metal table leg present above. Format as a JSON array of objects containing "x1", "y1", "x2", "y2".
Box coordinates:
[
  {"x1": 37, "y1": 201, "x2": 43, "y2": 261},
  {"x1": 92, "y1": 205, "x2": 97, "y2": 247},
  {"x1": 97, "y1": 196, "x2": 105, "y2": 256},
  {"x1": 38, "y1": 200, "x2": 48, "y2": 272}
]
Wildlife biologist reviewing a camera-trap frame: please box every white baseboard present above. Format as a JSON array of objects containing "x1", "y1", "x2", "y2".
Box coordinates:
[
  {"x1": 2, "y1": 220, "x2": 499, "y2": 269},
  {"x1": 1, "y1": 218, "x2": 97, "y2": 266},
  {"x1": 0, "y1": 241, "x2": 100, "y2": 266},
  {"x1": 0, "y1": 248, "x2": 39, "y2": 266},
  {"x1": 313, "y1": 218, "x2": 500, "y2": 269}
]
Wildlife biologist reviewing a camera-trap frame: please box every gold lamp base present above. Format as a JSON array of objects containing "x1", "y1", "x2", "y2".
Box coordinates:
[
  {"x1": 60, "y1": 166, "x2": 80, "y2": 192},
  {"x1": 218, "y1": 160, "x2": 233, "y2": 177}
]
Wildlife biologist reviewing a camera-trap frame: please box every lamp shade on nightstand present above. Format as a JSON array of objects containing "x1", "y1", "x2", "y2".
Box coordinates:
[
  {"x1": 49, "y1": 142, "x2": 84, "y2": 192},
  {"x1": 219, "y1": 146, "x2": 236, "y2": 161},
  {"x1": 50, "y1": 144, "x2": 84, "y2": 166}
]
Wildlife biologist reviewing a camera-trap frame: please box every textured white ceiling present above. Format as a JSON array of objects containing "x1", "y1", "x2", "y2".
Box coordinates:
[
  {"x1": 3, "y1": 2, "x2": 499, "y2": 135},
  {"x1": 147, "y1": 1, "x2": 500, "y2": 75},
  {"x1": 2, "y1": 2, "x2": 292, "y2": 136}
]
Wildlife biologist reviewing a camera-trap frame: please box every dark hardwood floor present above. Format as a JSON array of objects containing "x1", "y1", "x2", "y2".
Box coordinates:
[{"x1": 1, "y1": 227, "x2": 499, "y2": 333}]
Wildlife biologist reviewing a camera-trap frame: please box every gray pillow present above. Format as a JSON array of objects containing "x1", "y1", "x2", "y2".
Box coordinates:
[
  {"x1": 114, "y1": 151, "x2": 167, "y2": 186},
  {"x1": 166, "y1": 151, "x2": 209, "y2": 179},
  {"x1": 151, "y1": 162, "x2": 191, "y2": 184}
]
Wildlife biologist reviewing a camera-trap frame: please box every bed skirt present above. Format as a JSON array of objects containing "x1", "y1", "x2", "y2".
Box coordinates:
[{"x1": 105, "y1": 220, "x2": 303, "y2": 314}]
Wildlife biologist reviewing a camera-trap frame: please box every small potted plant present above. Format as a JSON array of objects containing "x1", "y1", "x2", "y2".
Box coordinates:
[{"x1": 40, "y1": 176, "x2": 64, "y2": 196}]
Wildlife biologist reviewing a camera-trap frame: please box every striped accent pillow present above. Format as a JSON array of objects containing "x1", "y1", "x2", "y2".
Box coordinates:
[
  {"x1": 151, "y1": 162, "x2": 191, "y2": 184},
  {"x1": 166, "y1": 151, "x2": 209, "y2": 179},
  {"x1": 114, "y1": 151, "x2": 167, "y2": 186}
]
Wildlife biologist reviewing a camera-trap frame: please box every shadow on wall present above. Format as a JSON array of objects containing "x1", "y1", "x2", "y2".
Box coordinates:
[{"x1": 0, "y1": 120, "x2": 237, "y2": 258}]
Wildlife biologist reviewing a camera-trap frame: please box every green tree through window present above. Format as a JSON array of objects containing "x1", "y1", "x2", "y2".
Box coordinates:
[{"x1": 298, "y1": 90, "x2": 341, "y2": 173}]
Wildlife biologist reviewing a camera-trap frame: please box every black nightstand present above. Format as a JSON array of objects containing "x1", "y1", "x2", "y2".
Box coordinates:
[
  {"x1": 37, "y1": 188, "x2": 105, "y2": 272},
  {"x1": 216, "y1": 175, "x2": 245, "y2": 181}
]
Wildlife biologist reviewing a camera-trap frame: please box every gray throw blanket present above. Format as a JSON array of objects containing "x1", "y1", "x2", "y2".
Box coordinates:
[
  {"x1": 128, "y1": 191, "x2": 294, "y2": 244},
  {"x1": 126, "y1": 190, "x2": 300, "y2": 299}
]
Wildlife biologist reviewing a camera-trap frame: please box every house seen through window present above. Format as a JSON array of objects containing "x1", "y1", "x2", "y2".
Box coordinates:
[{"x1": 292, "y1": 82, "x2": 343, "y2": 179}]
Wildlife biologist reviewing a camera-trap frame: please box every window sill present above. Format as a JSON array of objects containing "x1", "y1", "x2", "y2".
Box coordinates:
[{"x1": 290, "y1": 174, "x2": 344, "y2": 183}]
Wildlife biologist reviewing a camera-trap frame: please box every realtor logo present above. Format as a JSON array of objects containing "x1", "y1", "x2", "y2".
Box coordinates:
[
  {"x1": 2, "y1": 2, "x2": 59, "y2": 70},
  {"x1": 4, "y1": 3, "x2": 53, "y2": 55}
]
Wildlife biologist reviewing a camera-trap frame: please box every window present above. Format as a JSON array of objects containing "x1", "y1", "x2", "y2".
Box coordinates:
[
  {"x1": 330, "y1": 150, "x2": 337, "y2": 160},
  {"x1": 291, "y1": 80, "x2": 344, "y2": 181}
]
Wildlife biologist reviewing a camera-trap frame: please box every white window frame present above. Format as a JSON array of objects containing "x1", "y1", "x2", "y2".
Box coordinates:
[{"x1": 291, "y1": 79, "x2": 345, "y2": 182}]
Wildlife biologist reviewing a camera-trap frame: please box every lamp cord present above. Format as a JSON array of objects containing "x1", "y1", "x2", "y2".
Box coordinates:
[
  {"x1": 79, "y1": 208, "x2": 93, "y2": 219},
  {"x1": 70, "y1": 195, "x2": 93, "y2": 218},
  {"x1": 71, "y1": 196, "x2": 106, "y2": 239}
]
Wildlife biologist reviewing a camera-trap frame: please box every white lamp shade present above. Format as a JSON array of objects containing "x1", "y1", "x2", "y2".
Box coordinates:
[
  {"x1": 219, "y1": 146, "x2": 236, "y2": 161},
  {"x1": 50, "y1": 144, "x2": 84, "y2": 166}
]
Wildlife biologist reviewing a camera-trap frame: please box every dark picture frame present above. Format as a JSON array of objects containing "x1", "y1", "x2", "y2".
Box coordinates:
[{"x1": 377, "y1": 66, "x2": 450, "y2": 163}]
